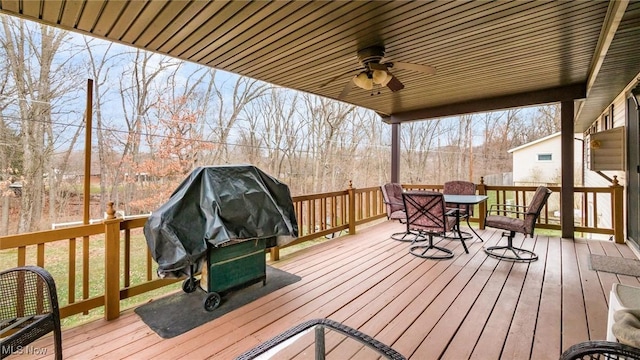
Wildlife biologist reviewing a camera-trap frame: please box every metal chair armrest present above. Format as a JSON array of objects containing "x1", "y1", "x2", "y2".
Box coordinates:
[
  {"x1": 487, "y1": 204, "x2": 528, "y2": 216},
  {"x1": 488, "y1": 203, "x2": 527, "y2": 210},
  {"x1": 445, "y1": 208, "x2": 461, "y2": 216}
]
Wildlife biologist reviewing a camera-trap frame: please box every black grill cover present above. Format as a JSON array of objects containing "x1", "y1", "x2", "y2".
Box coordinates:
[{"x1": 143, "y1": 165, "x2": 298, "y2": 278}]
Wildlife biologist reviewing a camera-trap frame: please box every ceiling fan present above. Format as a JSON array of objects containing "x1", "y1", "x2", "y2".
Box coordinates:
[{"x1": 323, "y1": 45, "x2": 437, "y2": 99}]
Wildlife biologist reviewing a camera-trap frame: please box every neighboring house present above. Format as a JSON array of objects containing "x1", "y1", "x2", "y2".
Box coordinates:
[
  {"x1": 508, "y1": 132, "x2": 583, "y2": 187},
  {"x1": 508, "y1": 132, "x2": 614, "y2": 235}
]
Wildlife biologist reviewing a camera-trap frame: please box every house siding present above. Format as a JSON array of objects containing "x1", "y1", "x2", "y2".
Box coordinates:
[
  {"x1": 511, "y1": 133, "x2": 583, "y2": 187},
  {"x1": 583, "y1": 90, "x2": 629, "y2": 234}
]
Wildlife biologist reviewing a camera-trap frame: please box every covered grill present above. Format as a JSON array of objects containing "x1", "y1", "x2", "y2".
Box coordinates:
[{"x1": 143, "y1": 165, "x2": 298, "y2": 310}]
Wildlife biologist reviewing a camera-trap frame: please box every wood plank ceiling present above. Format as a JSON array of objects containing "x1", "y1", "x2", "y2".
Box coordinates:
[{"x1": 1, "y1": 1, "x2": 640, "y2": 131}]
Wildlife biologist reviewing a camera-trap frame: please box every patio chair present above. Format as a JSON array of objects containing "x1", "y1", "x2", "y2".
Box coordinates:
[
  {"x1": 560, "y1": 340, "x2": 640, "y2": 359},
  {"x1": 443, "y1": 180, "x2": 483, "y2": 241},
  {"x1": 483, "y1": 186, "x2": 552, "y2": 262},
  {"x1": 381, "y1": 183, "x2": 424, "y2": 242},
  {"x1": 0, "y1": 266, "x2": 62, "y2": 360},
  {"x1": 402, "y1": 191, "x2": 458, "y2": 260}
]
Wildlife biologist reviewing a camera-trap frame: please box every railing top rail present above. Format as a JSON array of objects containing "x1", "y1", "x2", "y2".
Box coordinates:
[
  {"x1": 292, "y1": 190, "x2": 349, "y2": 201},
  {"x1": 402, "y1": 184, "x2": 444, "y2": 190},
  {"x1": 0, "y1": 223, "x2": 104, "y2": 249},
  {"x1": 483, "y1": 185, "x2": 612, "y2": 193},
  {"x1": 354, "y1": 186, "x2": 383, "y2": 193},
  {"x1": 483, "y1": 185, "x2": 560, "y2": 191}
]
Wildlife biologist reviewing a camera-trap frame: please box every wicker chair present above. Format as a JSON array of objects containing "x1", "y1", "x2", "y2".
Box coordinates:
[
  {"x1": 560, "y1": 340, "x2": 640, "y2": 359},
  {"x1": 483, "y1": 186, "x2": 552, "y2": 262},
  {"x1": 402, "y1": 191, "x2": 459, "y2": 259},
  {"x1": 381, "y1": 183, "x2": 424, "y2": 242},
  {"x1": 1, "y1": 266, "x2": 62, "y2": 360}
]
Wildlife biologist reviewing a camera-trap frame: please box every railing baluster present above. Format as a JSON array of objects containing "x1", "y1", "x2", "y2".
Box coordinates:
[
  {"x1": 342, "y1": 194, "x2": 347, "y2": 228},
  {"x1": 331, "y1": 195, "x2": 337, "y2": 229},
  {"x1": 124, "y1": 228, "x2": 131, "y2": 288},
  {"x1": 296, "y1": 201, "x2": 303, "y2": 235},
  {"x1": 321, "y1": 197, "x2": 326, "y2": 230},
  {"x1": 69, "y1": 238, "x2": 76, "y2": 304},
  {"x1": 82, "y1": 235, "x2": 89, "y2": 314},
  {"x1": 37, "y1": 243, "x2": 44, "y2": 267},
  {"x1": 146, "y1": 246, "x2": 153, "y2": 281},
  {"x1": 581, "y1": 191, "x2": 588, "y2": 228},
  {"x1": 593, "y1": 192, "x2": 599, "y2": 229},
  {"x1": 365, "y1": 189, "x2": 371, "y2": 219},
  {"x1": 543, "y1": 202, "x2": 549, "y2": 225},
  {"x1": 18, "y1": 246, "x2": 26, "y2": 266},
  {"x1": 307, "y1": 199, "x2": 312, "y2": 236}
]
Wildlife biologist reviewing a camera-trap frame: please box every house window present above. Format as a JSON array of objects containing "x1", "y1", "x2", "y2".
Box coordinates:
[
  {"x1": 602, "y1": 113, "x2": 610, "y2": 130},
  {"x1": 537, "y1": 153, "x2": 552, "y2": 161}
]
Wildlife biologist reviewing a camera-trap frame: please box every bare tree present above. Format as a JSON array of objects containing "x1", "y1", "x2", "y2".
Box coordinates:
[
  {"x1": 164, "y1": 66, "x2": 216, "y2": 171},
  {"x1": 534, "y1": 104, "x2": 561, "y2": 135},
  {"x1": 259, "y1": 89, "x2": 303, "y2": 179},
  {"x1": 353, "y1": 112, "x2": 390, "y2": 186},
  {"x1": 116, "y1": 49, "x2": 179, "y2": 213},
  {"x1": 1, "y1": 17, "x2": 80, "y2": 231},
  {"x1": 204, "y1": 76, "x2": 269, "y2": 164},
  {"x1": 0, "y1": 54, "x2": 20, "y2": 179},
  {"x1": 235, "y1": 102, "x2": 265, "y2": 168},
  {"x1": 0, "y1": 87, "x2": 20, "y2": 234},
  {"x1": 477, "y1": 111, "x2": 509, "y2": 178},
  {"x1": 300, "y1": 94, "x2": 355, "y2": 192},
  {"x1": 401, "y1": 120, "x2": 443, "y2": 183}
]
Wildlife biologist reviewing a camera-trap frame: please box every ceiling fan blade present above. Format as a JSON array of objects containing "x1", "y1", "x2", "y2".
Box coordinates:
[
  {"x1": 386, "y1": 75, "x2": 404, "y2": 92},
  {"x1": 391, "y1": 62, "x2": 436, "y2": 75},
  {"x1": 339, "y1": 79, "x2": 354, "y2": 99},
  {"x1": 320, "y1": 68, "x2": 362, "y2": 88}
]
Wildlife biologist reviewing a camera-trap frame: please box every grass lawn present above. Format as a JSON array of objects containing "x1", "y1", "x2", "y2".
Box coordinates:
[
  {"x1": 0, "y1": 230, "x2": 181, "y2": 328},
  {"x1": 0, "y1": 226, "x2": 342, "y2": 329}
]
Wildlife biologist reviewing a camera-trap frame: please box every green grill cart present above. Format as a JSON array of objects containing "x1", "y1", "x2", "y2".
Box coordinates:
[{"x1": 182, "y1": 238, "x2": 267, "y2": 311}]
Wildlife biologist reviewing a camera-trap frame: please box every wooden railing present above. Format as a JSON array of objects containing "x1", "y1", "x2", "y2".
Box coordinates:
[
  {"x1": 0, "y1": 180, "x2": 623, "y2": 321},
  {"x1": 405, "y1": 177, "x2": 624, "y2": 243},
  {"x1": 268, "y1": 183, "x2": 386, "y2": 260}
]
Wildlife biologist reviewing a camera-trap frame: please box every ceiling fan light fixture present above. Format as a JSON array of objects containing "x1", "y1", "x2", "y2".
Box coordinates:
[
  {"x1": 353, "y1": 71, "x2": 373, "y2": 90},
  {"x1": 372, "y1": 69, "x2": 392, "y2": 86},
  {"x1": 337, "y1": 45, "x2": 435, "y2": 99}
]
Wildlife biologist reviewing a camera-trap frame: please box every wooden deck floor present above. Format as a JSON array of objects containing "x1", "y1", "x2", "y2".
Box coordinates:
[{"x1": 19, "y1": 221, "x2": 640, "y2": 359}]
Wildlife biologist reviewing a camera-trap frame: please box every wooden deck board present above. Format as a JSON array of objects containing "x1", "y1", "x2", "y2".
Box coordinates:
[
  {"x1": 500, "y1": 236, "x2": 548, "y2": 359},
  {"x1": 469, "y1": 259, "x2": 526, "y2": 359},
  {"x1": 575, "y1": 241, "x2": 608, "y2": 341},
  {"x1": 530, "y1": 233, "x2": 563, "y2": 359},
  {"x1": 561, "y1": 238, "x2": 590, "y2": 351},
  {"x1": 18, "y1": 222, "x2": 640, "y2": 360}
]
